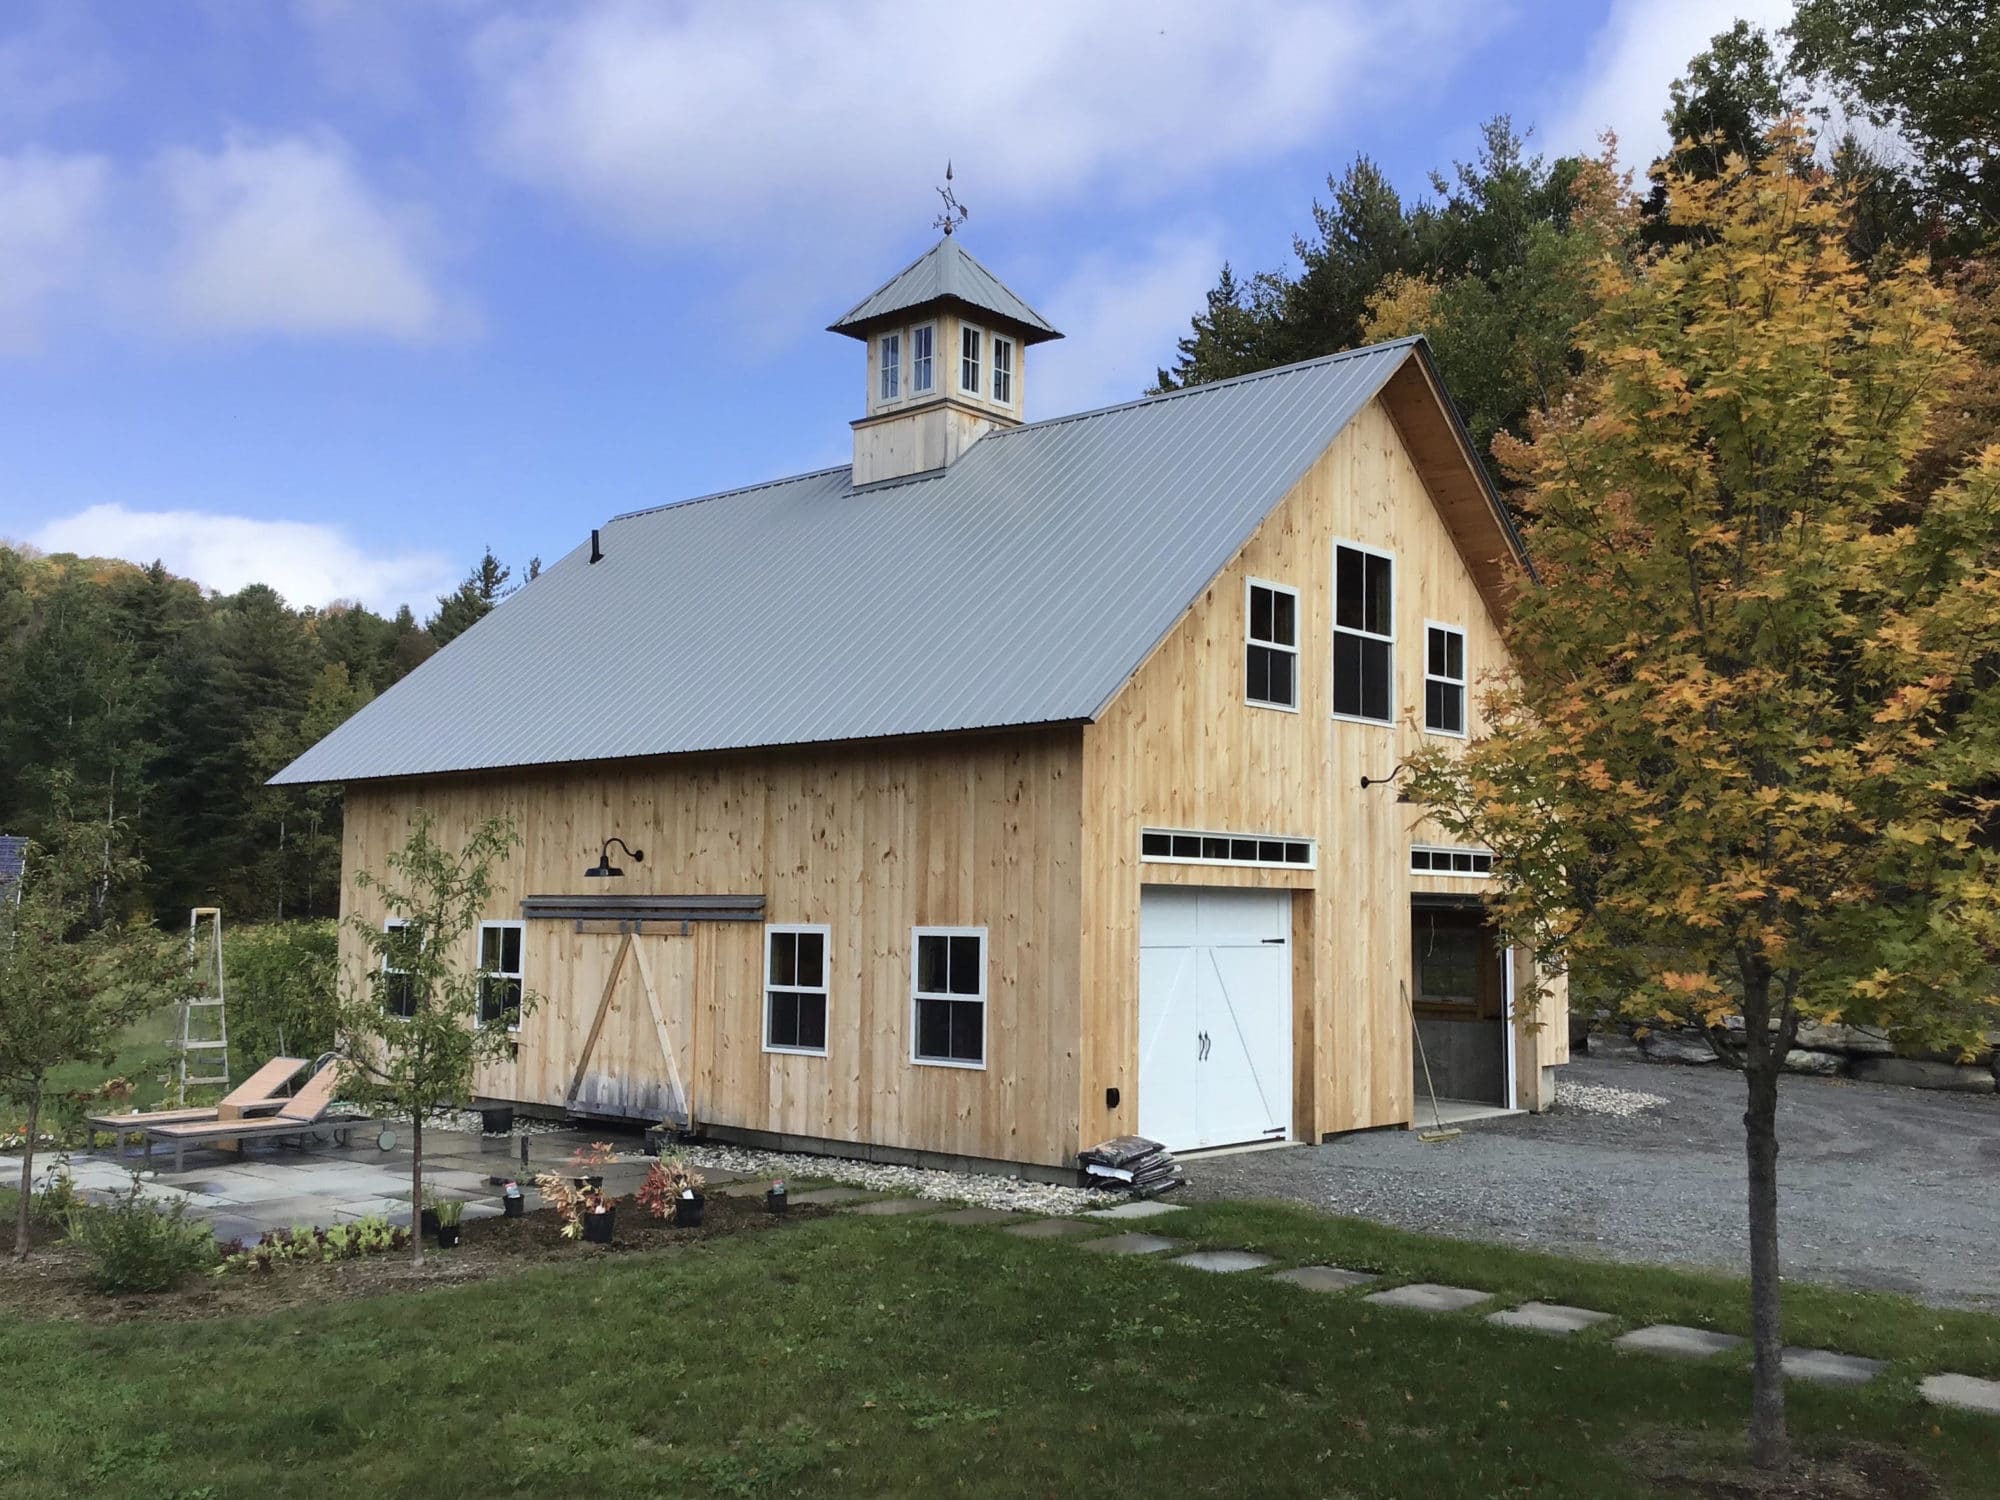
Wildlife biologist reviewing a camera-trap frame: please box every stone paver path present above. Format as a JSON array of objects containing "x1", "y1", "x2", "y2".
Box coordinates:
[
  {"x1": 785, "y1": 1186, "x2": 877, "y2": 1206},
  {"x1": 1003, "y1": 1218, "x2": 1101, "y2": 1239},
  {"x1": 844, "y1": 1197, "x2": 936, "y2": 1216},
  {"x1": 1782, "y1": 1348, "x2": 1886, "y2": 1387},
  {"x1": 1171, "y1": 1249, "x2": 1274, "y2": 1273},
  {"x1": 1364, "y1": 1282, "x2": 1492, "y2": 1313},
  {"x1": 1920, "y1": 1373, "x2": 2000, "y2": 1415},
  {"x1": 1081, "y1": 1201, "x2": 1186, "y2": 1221},
  {"x1": 1079, "y1": 1232, "x2": 1181, "y2": 1255},
  {"x1": 1487, "y1": 1301, "x2": 1613, "y2": 1337},
  {"x1": 929, "y1": 1206, "x2": 1022, "y2": 1227},
  {"x1": 1614, "y1": 1324, "x2": 1745, "y2": 1359},
  {"x1": 1271, "y1": 1265, "x2": 1379, "y2": 1292}
]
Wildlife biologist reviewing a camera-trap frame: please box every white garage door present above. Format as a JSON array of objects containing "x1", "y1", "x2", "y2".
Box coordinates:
[{"x1": 1138, "y1": 886, "x2": 1292, "y2": 1152}]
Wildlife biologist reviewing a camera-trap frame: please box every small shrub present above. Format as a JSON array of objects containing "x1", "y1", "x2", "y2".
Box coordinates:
[
  {"x1": 214, "y1": 1215, "x2": 411, "y2": 1275},
  {"x1": 637, "y1": 1152, "x2": 706, "y2": 1222},
  {"x1": 66, "y1": 1179, "x2": 216, "y2": 1292}
]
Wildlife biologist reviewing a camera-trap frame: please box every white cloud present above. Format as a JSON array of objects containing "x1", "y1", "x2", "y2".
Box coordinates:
[
  {"x1": 1542, "y1": 0, "x2": 1799, "y2": 170},
  {"x1": 1030, "y1": 231, "x2": 1226, "y2": 417},
  {"x1": 29, "y1": 504, "x2": 455, "y2": 614},
  {"x1": 0, "y1": 149, "x2": 108, "y2": 353},
  {"x1": 0, "y1": 6, "x2": 117, "y2": 123},
  {"x1": 157, "y1": 132, "x2": 462, "y2": 341}
]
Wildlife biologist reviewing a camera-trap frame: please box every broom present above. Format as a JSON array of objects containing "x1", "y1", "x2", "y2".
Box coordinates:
[{"x1": 1403, "y1": 979, "x2": 1462, "y2": 1143}]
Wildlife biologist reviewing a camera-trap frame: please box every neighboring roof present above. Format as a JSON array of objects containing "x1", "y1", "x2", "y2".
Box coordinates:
[
  {"x1": 272, "y1": 337, "x2": 1522, "y2": 787},
  {"x1": 829, "y1": 237, "x2": 1061, "y2": 343},
  {"x1": 0, "y1": 835, "x2": 25, "y2": 902}
]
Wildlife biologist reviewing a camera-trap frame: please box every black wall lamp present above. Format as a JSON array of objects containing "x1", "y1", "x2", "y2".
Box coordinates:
[
  {"x1": 585, "y1": 837, "x2": 643, "y2": 879},
  {"x1": 1360, "y1": 761, "x2": 1409, "y2": 794}
]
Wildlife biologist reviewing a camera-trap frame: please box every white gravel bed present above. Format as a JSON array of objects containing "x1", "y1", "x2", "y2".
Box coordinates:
[
  {"x1": 1553, "y1": 1079, "x2": 1667, "y2": 1117},
  {"x1": 641, "y1": 1141, "x2": 1124, "y2": 1215}
]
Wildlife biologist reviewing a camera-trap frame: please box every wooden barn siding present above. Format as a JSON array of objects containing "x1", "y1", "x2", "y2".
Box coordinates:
[
  {"x1": 1077, "y1": 395, "x2": 1567, "y2": 1142},
  {"x1": 338, "y1": 729, "x2": 1084, "y2": 1168}
]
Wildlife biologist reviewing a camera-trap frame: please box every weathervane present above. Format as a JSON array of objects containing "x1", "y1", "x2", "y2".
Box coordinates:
[{"x1": 933, "y1": 161, "x2": 969, "y2": 236}]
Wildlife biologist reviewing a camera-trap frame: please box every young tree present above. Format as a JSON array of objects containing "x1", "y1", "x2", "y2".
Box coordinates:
[
  {"x1": 0, "y1": 808, "x2": 180, "y2": 1259},
  {"x1": 335, "y1": 812, "x2": 532, "y2": 1266},
  {"x1": 427, "y1": 549, "x2": 515, "y2": 647},
  {"x1": 1407, "y1": 124, "x2": 2000, "y2": 1469}
]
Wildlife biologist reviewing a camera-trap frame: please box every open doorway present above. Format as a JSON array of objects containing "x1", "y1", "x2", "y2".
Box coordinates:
[{"x1": 1410, "y1": 898, "x2": 1512, "y2": 1110}]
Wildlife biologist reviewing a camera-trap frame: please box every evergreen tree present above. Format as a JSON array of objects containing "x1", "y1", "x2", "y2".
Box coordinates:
[{"x1": 427, "y1": 548, "x2": 514, "y2": 647}]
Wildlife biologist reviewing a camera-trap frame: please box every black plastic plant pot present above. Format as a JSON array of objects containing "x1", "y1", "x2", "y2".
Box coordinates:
[
  {"x1": 480, "y1": 1106, "x2": 514, "y2": 1135},
  {"x1": 765, "y1": 1190, "x2": 788, "y2": 1215},
  {"x1": 586, "y1": 1175, "x2": 605, "y2": 1190},
  {"x1": 420, "y1": 1208, "x2": 441, "y2": 1238},
  {"x1": 502, "y1": 1194, "x2": 524, "y2": 1219},
  {"x1": 678, "y1": 1194, "x2": 705, "y2": 1228},
  {"x1": 582, "y1": 1207, "x2": 616, "y2": 1245},
  {"x1": 437, "y1": 1223, "x2": 462, "y2": 1249}
]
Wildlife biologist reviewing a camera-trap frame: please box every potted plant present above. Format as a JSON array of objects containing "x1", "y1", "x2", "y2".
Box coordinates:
[
  {"x1": 501, "y1": 1180, "x2": 524, "y2": 1218},
  {"x1": 766, "y1": 1179, "x2": 788, "y2": 1215},
  {"x1": 581, "y1": 1194, "x2": 616, "y2": 1244},
  {"x1": 534, "y1": 1169, "x2": 618, "y2": 1244},
  {"x1": 418, "y1": 1190, "x2": 441, "y2": 1240},
  {"x1": 637, "y1": 1152, "x2": 706, "y2": 1228},
  {"x1": 434, "y1": 1198, "x2": 465, "y2": 1249},
  {"x1": 571, "y1": 1139, "x2": 616, "y2": 1190}
]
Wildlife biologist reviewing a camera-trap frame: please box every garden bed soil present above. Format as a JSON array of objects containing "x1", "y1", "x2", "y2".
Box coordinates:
[
  {"x1": 0, "y1": 1191, "x2": 826, "y2": 1324},
  {"x1": 1625, "y1": 1431, "x2": 1938, "y2": 1500}
]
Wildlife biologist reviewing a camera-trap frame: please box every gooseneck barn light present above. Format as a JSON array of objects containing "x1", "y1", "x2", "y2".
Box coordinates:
[{"x1": 584, "y1": 836, "x2": 644, "y2": 879}]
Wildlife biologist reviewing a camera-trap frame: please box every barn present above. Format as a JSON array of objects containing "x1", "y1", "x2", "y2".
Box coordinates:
[{"x1": 272, "y1": 234, "x2": 1568, "y2": 1177}]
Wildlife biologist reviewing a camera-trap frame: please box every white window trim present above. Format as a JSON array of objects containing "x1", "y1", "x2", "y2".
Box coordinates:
[
  {"x1": 1411, "y1": 844, "x2": 1494, "y2": 877},
  {"x1": 990, "y1": 332, "x2": 1016, "y2": 408},
  {"x1": 381, "y1": 917, "x2": 416, "y2": 1021},
  {"x1": 878, "y1": 331, "x2": 902, "y2": 403},
  {"x1": 1331, "y1": 537, "x2": 1397, "y2": 728},
  {"x1": 477, "y1": 919, "x2": 525, "y2": 1031},
  {"x1": 1244, "y1": 576, "x2": 1301, "y2": 713},
  {"x1": 910, "y1": 925, "x2": 988, "y2": 1071},
  {"x1": 910, "y1": 321, "x2": 937, "y2": 394},
  {"x1": 1422, "y1": 620, "x2": 1469, "y2": 739},
  {"x1": 958, "y1": 321, "x2": 984, "y2": 398},
  {"x1": 762, "y1": 922, "x2": 831, "y2": 1058},
  {"x1": 1141, "y1": 827, "x2": 1317, "y2": 870}
]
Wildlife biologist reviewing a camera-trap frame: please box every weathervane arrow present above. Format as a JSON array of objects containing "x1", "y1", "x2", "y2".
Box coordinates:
[{"x1": 933, "y1": 161, "x2": 969, "y2": 236}]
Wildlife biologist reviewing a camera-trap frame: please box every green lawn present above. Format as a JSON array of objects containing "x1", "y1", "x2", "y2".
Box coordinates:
[
  {"x1": 3, "y1": 1201, "x2": 1998, "y2": 1498},
  {"x1": 42, "y1": 1004, "x2": 183, "y2": 1119}
]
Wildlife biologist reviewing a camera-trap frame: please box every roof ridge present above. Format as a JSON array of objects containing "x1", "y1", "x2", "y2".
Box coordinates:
[{"x1": 610, "y1": 463, "x2": 852, "y2": 524}]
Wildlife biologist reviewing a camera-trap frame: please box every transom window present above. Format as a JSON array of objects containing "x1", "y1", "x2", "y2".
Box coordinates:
[
  {"x1": 912, "y1": 927, "x2": 985, "y2": 1068},
  {"x1": 380, "y1": 918, "x2": 420, "y2": 1020},
  {"x1": 1425, "y1": 624, "x2": 1467, "y2": 735},
  {"x1": 764, "y1": 925, "x2": 829, "y2": 1055},
  {"x1": 1142, "y1": 827, "x2": 1315, "y2": 868},
  {"x1": 476, "y1": 921, "x2": 524, "y2": 1029},
  {"x1": 1246, "y1": 579, "x2": 1299, "y2": 709},
  {"x1": 911, "y1": 324, "x2": 935, "y2": 393},
  {"x1": 878, "y1": 332, "x2": 901, "y2": 401},
  {"x1": 959, "y1": 325, "x2": 982, "y2": 395},
  {"x1": 1411, "y1": 845, "x2": 1494, "y2": 876},
  {"x1": 1333, "y1": 542, "x2": 1395, "y2": 723},
  {"x1": 991, "y1": 334, "x2": 1014, "y2": 405}
]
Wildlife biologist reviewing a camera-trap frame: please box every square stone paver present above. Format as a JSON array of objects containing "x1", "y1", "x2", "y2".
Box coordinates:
[
  {"x1": 1271, "y1": 1265, "x2": 1380, "y2": 1293},
  {"x1": 1364, "y1": 1282, "x2": 1493, "y2": 1314},
  {"x1": 929, "y1": 1207, "x2": 1022, "y2": 1227},
  {"x1": 1614, "y1": 1324, "x2": 1745, "y2": 1359},
  {"x1": 786, "y1": 1187, "x2": 877, "y2": 1206},
  {"x1": 1081, "y1": 1200, "x2": 1186, "y2": 1221},
  {"x1": 842, "y1": 1197, "x2": 937, "y2": 1216},
  {"x1": 1003, "y1": 1218, "x2": 1100, "y2": 1239},
  {"x1": 1079, "y1": 1232, "x2": 1182, "y2": 1256},
  {"x1": 1920, "y1": 1373, "x2": 2000, "y2": 1415},
  {"x1": 1170, "y1": 1249, "x2": 1274, "y2": 1274},
  {"x1": 1487, "y1": 1301, "x2": 1614, "y2": 1337},
  {"x1": 1782, "y1": 1348, "x2": 1886, "y2": 1387}
]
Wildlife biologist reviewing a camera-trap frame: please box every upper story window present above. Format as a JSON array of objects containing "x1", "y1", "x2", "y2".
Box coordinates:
[
  {"x1": 1245, "y1": 579, "x2": 1299, "y2": 710},
  {"x1": 1425, "y1": 624, "x2": 1467, "y2": 736},
  {"x1": 911, "y1": 323, "x2": 935, "y2": 393},
  {"x1": 991, "y1": 335, "x2": 1014, "y2": 405},
  {"x1": 960, "y1": 325, "x2": 982, "y2": 396},
  {"x1": 912, "y1": 926, "x2": 985, "y2": 1068},
  {"x1": 1333, "y1": 542, "x2": 1394, "y2": 724},
  {"x1": 477, "y1": 921, "x2": 524, "y2": 1029},
  {"x1": 381, "y1": 918, "x2": 419, "y2": 1020},
  {"x1": 764, "y1": 924, "x2": 829, "y2": 1055},
  {"x1": 878, "y1": 332, "x2": 901, "y2": 401}
]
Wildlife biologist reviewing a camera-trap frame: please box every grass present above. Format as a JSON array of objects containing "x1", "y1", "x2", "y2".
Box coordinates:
[
  {"x1": 2, "y1": 1203, "x2": 1998, "y2": 1498},
  {"x1": 44, "y1": 1003, "x2": 183, "y2": 1116}
]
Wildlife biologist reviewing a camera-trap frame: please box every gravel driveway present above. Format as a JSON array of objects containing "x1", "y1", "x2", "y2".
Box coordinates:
[{"x1": 1183, "y1": 1047, "x2": 2000, "y2": 1311}]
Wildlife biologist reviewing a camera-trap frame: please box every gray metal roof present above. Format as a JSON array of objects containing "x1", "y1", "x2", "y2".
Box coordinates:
[
  {"x1": 829, "y1": 237, "x2": 1061, "y2": 343},
  {"x1": 272, "y1": 338, "x2": 1431, "y2": 786}
]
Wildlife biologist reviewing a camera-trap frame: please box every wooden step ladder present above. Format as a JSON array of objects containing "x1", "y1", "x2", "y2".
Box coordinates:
[{"x1": 174, "y1": 907, "x2": 231, "y2": 1106}]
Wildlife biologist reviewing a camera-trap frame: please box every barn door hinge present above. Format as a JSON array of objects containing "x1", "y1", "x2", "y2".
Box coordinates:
[{"x1": 1261, "y1": 938, "x2": 1285, "y2": 945}]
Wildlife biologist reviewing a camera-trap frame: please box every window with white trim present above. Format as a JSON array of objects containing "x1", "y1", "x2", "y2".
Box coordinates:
[
  {"x1": 476, "y1": 921, "x2": 523, "y2": 1028},
  {"x1": 1333, "y1": 542, "x2": 1395, "y2": 723},
  {"x1": 1425, "y1": 624, "x2": 1466, "y2": 735},
  {"x1": 1410, "y1": 845, "x2": 1493, "y2": 876},
  {"x1": 911, "y1": 323, "x2": 935, "y2": 393},
  {"x1": 991, "y1": 334, "x2": 1014, "y2": 405},
  {"x1": 959, "y1": 324, "x2": 982, "y2": 396},
  {"x1": 912, "y1": 927, "x2": 985, "y2": 1067},
  {"x1": 1142, "y1": 828, "x2": 1315, "y2": 868},
  {"x1": 381, "y1": 918, "x2": 419, "y2": 1019},
  {"x1": 764, "y1": 924, "x2": 829, "y2": 1055},
  {"x1": 1246, "y1": 579, "x2": 1299, "y2": 709},
  {"x1": 878, "y1": 332, "x2": 901, "y2": 401}
]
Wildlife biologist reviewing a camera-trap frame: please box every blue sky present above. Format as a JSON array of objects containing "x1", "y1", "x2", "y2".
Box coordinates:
[{"x1": 0, "y1": 0, "x2": 1790, "y2": 616}]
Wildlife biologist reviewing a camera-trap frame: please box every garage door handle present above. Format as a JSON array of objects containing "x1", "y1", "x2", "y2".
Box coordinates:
[
  {"x1": 1261, "y1": 937, "x2": 1286, "y2": 945},
  {"x1": 1197, "y1": 1031, "x2": 1210, "y2": 1061}
]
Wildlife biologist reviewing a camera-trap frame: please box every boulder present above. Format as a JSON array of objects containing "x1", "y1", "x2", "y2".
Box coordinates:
[
  {"x1": 1849, "y1": 1056, "x2": 1997, "y2": 1093},
  {"x1": 1793, "y1": 1021, "x2": 1895, "y2": 1057},
  {"x1": 1638, "y1": 1032, "x2": 1719, "y2": 1066},
  {"x1": 1783, "y1": 1049, "x2": 1847, "y2": 1076}
]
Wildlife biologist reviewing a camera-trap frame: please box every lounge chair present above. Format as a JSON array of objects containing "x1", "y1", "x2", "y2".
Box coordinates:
[
  {"x1": 89, "y1": 1056, "x2": 310, "y2": 1152},
  {"x1": 141, "y1": 1063, "x2": 369, "y2": 1172}
]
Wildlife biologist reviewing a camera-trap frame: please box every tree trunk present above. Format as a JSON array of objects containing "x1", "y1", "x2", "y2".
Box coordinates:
[
  {"x1": 12, "y1": 1091, "x2": 38, "y2": 1262},
  {"x1": 409, "y1": 1112, "x2": 425, "y2": 1268},
  {"x1": 1745, "y1": 1056, "x2": 1787, "y2": 1468}
]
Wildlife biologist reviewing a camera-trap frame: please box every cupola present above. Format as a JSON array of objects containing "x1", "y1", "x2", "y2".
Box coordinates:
[{"x1": 829, "y1": 234, "x2": 1061, "y2": 485}]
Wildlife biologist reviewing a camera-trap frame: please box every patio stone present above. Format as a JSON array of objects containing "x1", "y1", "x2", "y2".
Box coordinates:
[
  {"x1": 786, "y1": 1187, "x2": 877, "y2": 1205},
  {"x1": 1271, "y1": 1265, "x2": 1380, "y2": 1293},
  {"x1": 1920, "y1": 1373, "x2": 2000, "y2": 1415},
  {"x1": 1002, "y1": 1218, "x2": 1100, "y2": 1238},
  {"x1": 1782, "y1": 1348, "x2": 1886, "y2": 1387},
  {"x1": 1080, "y1": 1200, "x2": 1186, "y2": 1221},
  {"x1": 1169, "y1": 1249, "x2": 1274, "y2": 1274},
  {"x1": 1079, "y1": 1232, "x2": 1181, "y2": 1256},
  {"x1": 929, "y1": 1207, "x2": 1022, "y2": 1226},
  {"x1": 1487, "y1": 1301, "x2": 1614, "y2": 1337},
  {"x1": 1364, "y1": 1282, "x2": 1493, "y2": 1314},
  {"x1": 1614, "y1": 1324, "x2": 1745, "y2": 1359},
  {"x1": 842, "y1": 1197, "x2": 937, "y2": 1216}
]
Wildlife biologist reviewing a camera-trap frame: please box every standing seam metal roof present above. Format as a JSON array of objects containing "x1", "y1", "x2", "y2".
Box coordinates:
[
  {"x1": 271, "y1": 338, "x2": 1435, "y2": 786},
  {"x1": 828, "y1": 237, "x2": 1061, "y2": 341}
]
